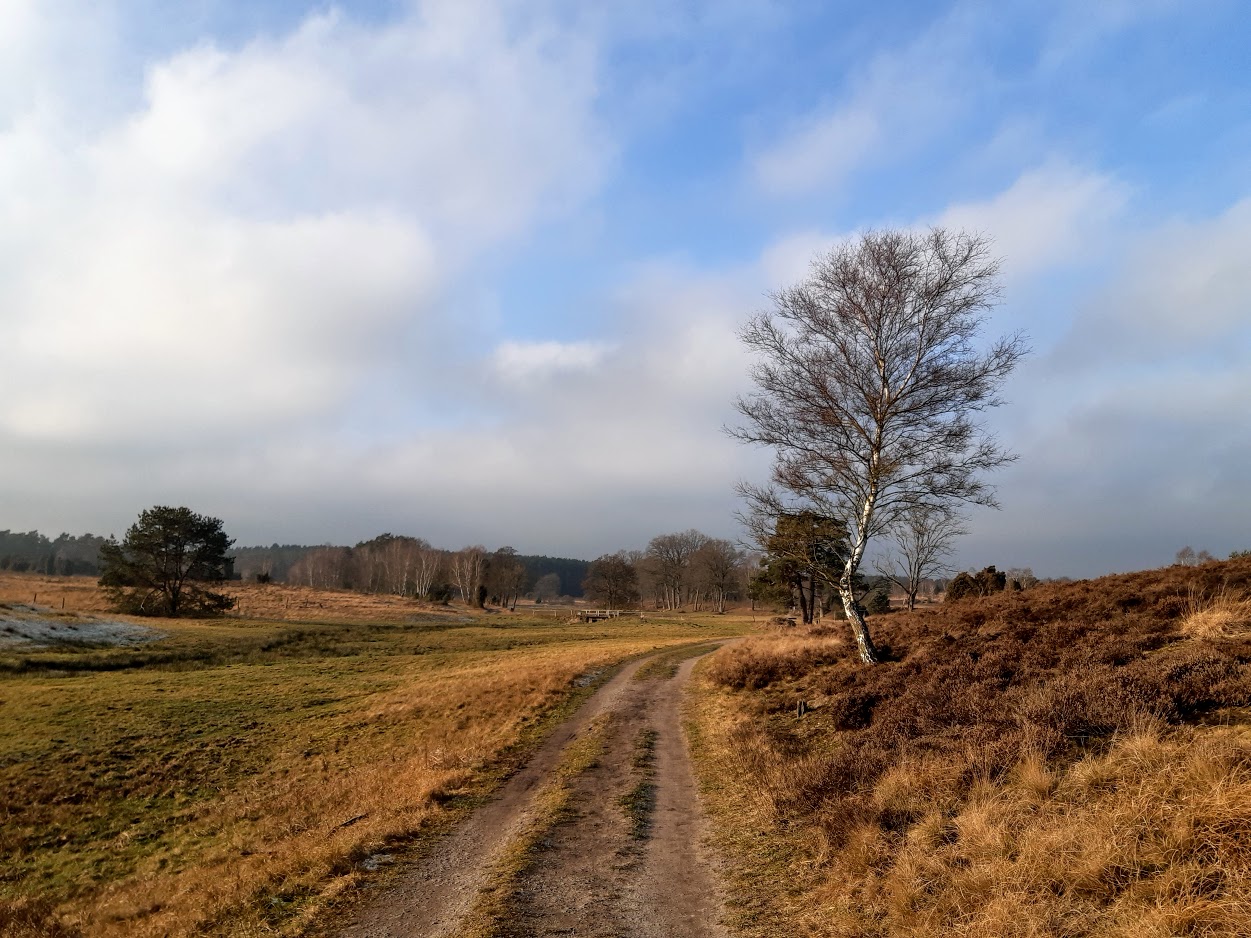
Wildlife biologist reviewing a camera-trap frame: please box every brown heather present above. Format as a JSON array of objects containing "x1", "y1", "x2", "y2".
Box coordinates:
[{"x1": 692, "y1": 557, "x2": 1251, "y2": 937}]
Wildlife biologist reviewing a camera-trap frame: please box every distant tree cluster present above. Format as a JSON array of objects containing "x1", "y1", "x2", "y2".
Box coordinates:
[
  {"x1": 944, "y1": 565, "x2": 1039, "y2": 601},
  {"x1": 517, "y1": 556, "x2": 590, "y2": 600},
  {"x1": 0, "y1": 530, "x2": 110, "y2": 575},
  {"x1": 1175, "y1": 546, "x2": 1217, "y2": 566},
  {"x1": 582, "y1": 553, "x2": 639, "y2": 609},
  {"x1": 229, "y1": 544, "x2": 316, "y2": 582},
  {"x1": 235, "y1": 537, "x2": 585, "y2": 609},
  {"x1": 579, "y1": 531, "x2": 754, "y2": 613},
  {"x1": 0, "y1": 515, "x2": 593, "y2": 610}
]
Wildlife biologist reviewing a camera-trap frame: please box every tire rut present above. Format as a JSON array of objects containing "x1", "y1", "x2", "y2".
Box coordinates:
[{"x1": 328, "y1": 645, "x2": 728, "y2": 938}]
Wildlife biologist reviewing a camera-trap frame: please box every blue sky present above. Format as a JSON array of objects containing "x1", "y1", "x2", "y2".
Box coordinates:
[{"x1": 1, "y1": 0, "x2": 1249, "y2": 576}]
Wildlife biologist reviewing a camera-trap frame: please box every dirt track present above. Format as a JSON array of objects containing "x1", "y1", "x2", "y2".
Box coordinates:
[{"x1": 332, "y1": 646, "x2": 728, "y2": 938}]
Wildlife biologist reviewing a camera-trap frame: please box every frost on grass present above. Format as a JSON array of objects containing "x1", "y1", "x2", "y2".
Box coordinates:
[{"x1": 0, "y1": 607, "x2": 162, "y2": 647}]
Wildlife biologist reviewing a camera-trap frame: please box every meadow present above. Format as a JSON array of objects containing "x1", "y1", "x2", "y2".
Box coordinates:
[
  {"x1": 0, "y1": 576, "x2": 749, "y2": 937},
  {"x1": 687, "y1": 557, "x2": 1251, "y2": 937}
]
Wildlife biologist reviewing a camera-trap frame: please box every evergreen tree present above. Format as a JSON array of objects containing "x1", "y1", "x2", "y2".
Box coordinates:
[{"x1": 99, "y1": 506, "x2": 235, "y2": 616}]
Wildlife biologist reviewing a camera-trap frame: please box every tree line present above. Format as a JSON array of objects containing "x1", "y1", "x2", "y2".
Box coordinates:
[
  {"x1": 0, "y1": 530, "x2": 111, "y2": 576},
  {"x1": 582, "y1": 531, "x2": 754, "y2": 613},
  {"x1": 238, "y1": 536, "x2": 588, "y2": 608}
]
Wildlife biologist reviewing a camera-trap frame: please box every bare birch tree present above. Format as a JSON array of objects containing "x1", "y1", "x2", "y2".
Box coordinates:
[
  {"x1": 874, "y1": 505, "x2": 966, "y2": 610},
  {"x1": 412, "y1": 542, "x2": 444, "y2": 599},
  {"x1": 732, "y1": 228, "x2": 1026, "y2": 664},
  {"x1": 452, "y1": 546, "x2": 486, "y2": 607}
]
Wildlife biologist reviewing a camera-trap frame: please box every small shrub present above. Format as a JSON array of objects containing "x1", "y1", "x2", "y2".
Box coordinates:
[
  {"x1": 945, "y1": 571, "x2": 978, "y2": 601},
  {"x1": 864, "y1": 589, "x2": 892, "y2": 615},
  {"x1": 946, "y1": 566, "x2": 1009, "y2": 601},
  {"x1": 705, "y1": 635, "x2": 845, "y2": 690}
]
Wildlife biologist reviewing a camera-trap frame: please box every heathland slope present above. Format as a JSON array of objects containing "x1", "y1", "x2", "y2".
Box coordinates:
[{"x1": 690, "y1": 558, "x2": 1251, "y2": 937}]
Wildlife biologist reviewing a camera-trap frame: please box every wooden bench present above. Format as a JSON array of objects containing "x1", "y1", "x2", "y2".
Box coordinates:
[{"x1": 576, "y1": 609, "x2": 625, "y2": 622}]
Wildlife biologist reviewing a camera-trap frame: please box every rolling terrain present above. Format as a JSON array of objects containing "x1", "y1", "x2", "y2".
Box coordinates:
[
  {"x1": 6, "y1": 560, "x2": 1251, "y2": 937},
  {"x1": 688, "y1": 558, "x2": 1251, "y2": 936}
]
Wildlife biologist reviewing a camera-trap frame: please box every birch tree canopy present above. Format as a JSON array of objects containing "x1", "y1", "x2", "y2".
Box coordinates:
[{"x1": 732, "y1": 228, "x2": 1027, "y2": 664}]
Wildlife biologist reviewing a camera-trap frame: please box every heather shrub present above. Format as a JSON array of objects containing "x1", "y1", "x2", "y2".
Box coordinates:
[
  {"x1": 706, "y1": 555, "x2": 1251, "y2": 842},
  {"x1": 698, "y1": 556, "x2": 1251, "y2": 938},
  {"x1": 703, "y1": 634, "x2": 845, "y2": 690}
]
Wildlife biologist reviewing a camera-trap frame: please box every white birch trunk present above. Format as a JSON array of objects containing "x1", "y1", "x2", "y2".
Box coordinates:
[{"x1": 840, "y1": 481, "x2": 881, "y2": 665}]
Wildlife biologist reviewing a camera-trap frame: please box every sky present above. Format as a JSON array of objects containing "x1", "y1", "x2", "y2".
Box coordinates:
[{"x1": 2, "y1": 0, "x2": 1249, "y2": 578}]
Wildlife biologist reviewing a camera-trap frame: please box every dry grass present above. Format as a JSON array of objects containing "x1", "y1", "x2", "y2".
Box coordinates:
[
  {"x1": 1181, "y1": 585, "x2": 1251, "y2": 640},
  {"x1": 0, "y1": 572, "x2": 482, "y2": 623},
  {"x1": 702, "y1": 628, "x2": 846, "y2": 691},
  {"x1": 689, "y1": 557, "x2": 1251, "y2": 937},
  {"x1": 0, "y1": 574, "x2": 751, "y2": 937},
  {"x1": 0, "y1": 573, "x2": 115, "y2": 614}
]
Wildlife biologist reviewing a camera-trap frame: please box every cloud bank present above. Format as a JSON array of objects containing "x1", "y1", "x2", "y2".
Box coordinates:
[{"x1": 1, "y1": 0, "x2": 1248, "y2": 578}]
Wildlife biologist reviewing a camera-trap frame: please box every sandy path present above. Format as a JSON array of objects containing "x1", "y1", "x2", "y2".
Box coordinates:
[
  {"x1": 330, "y1": 646, "x2": 727, "y2": 938},
  {"x1": 633, "y1": 655, "x2": 726, "y2": 937},
  {"x1": 511, "y1": 653, "x2": 727, "y2": 938}
]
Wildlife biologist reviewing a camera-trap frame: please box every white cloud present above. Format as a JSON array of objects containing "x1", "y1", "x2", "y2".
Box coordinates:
[
  {"x1": 974, "y1": 191, "x2": 1251, "y2": 575},
  {"x1": 753, "y1": 106, "x2": 878, "y2": 197},
  {"x1": 934, "y1": 163, "x2": 1128, "y2": 281},
  {"x1": 755, "y1": 165, "x2": 1126, "y2": 291},
  {"x1": 1038, "y1": 0, "x2": 1183, "y2": 71},
  {"x1": 1047, "y1": 196, "x2": 1251, "y2": 370},
  {"x1": 749, "y1": 6, "x2": 975, "y2": 198},
  {"x1": 491, "y1": 340, "x2": 615, "y2": 385},
  {"x1": 757, "y1": 228, "x2": 849, "y2": 286},
  {"x1": 100, "y1": 5, "x2": 606, "y2": 244},
  {"x1": 1107, "y1": 198, "x2": 1251, "y2": 341},
  {"x1": 0, "y1": 0, "x2": 608, "y2": 442}
]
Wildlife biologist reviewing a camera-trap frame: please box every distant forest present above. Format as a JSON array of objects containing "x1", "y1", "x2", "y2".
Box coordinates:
[
  {"x1": 0, "y1": 530, "x2": 111, "y2": 576},
  {"x1": 232, "y1": 541, "x2": 590, "y2": 599},
  {"x1": 0, "y1": 529, "x2": 590, "y2": 599}
]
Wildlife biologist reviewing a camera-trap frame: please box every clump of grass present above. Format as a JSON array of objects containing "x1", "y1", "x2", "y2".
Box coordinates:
[
  {"x1": 619, "y1": 781, "x2": 657, "y2": 842},
  {"x1": 631, "y1": 728, "x2": 658, "y2": 769},
  {"x1": 691, "y1": 555, "x2": 1251, "y2": 937},
  {"x1": 1181, "y1": 584, "x2": 1251, "y2": 640},
  {"x1": 702, "y1": 633, "x2": 845, "y2": 690},
  {"x1": 454, "y1": 717, "x2": 610, "y2": 938},
  {"x1": 0, "y1": 897, "x2": 80, "y2": 938},
  {"x1": 619, "y1": 728, "x2": 659, "y2": 841}
]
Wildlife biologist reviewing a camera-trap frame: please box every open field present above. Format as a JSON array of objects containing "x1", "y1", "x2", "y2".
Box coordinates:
[
  {"x1": 0, "y1": 574, "x2": 752, "y2": 937},
  {"x1": 687, "y1": 557, "x2": 1251, "y2": 937}
]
